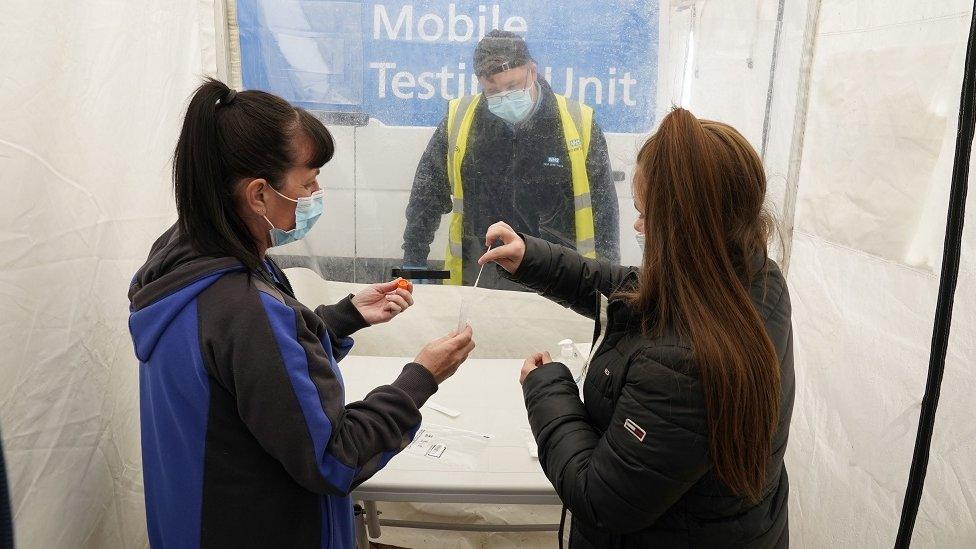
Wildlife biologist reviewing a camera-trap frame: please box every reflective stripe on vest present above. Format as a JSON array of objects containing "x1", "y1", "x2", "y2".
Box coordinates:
[{"x1": 444, "y1": 93, "x2": 596, "y2": 285}]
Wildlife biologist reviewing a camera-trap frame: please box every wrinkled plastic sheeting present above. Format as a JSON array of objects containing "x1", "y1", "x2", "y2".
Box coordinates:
[
  {"x1": 787, "y1": 232, "x2": 976, "y2": 548},
  {"x1": 785, "y1": 1, "x2": 976, "y2": 546},
  {"x1": 0, "y1": 1, "x2": 219, "y2": 547},
  {"x1": 794, "y1": 1, "x2": 974, "y2": 270}
]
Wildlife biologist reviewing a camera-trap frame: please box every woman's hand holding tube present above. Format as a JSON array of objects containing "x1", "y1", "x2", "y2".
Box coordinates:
[{"x1": 415, "y1": 326, "x2": 476, "y2": 384}]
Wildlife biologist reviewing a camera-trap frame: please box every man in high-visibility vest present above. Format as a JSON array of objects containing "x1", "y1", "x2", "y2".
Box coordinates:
[{"x1": 402, "y1": 30, "x2": 620, "y2": 289}]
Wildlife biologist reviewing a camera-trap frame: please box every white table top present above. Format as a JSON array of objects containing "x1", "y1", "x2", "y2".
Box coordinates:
[{"x1": 341, "y1": 355, "x2": 561, "y2": 505}]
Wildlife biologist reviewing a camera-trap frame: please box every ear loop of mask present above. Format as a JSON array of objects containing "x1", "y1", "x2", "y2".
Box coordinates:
[
  {"x1": 263, "y1": 186, "x2": 297, "y2": 231},
  {"x1": 261, "y1": 182, "x2": 326, "y2": 249},
  {"x1": 262, "y1": 184, "x2": 301, "y2": 250}
]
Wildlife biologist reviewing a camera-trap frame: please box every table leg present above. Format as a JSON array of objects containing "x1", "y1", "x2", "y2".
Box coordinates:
[
  {"x1": 354, "y1": 503, "x2": 369, "y2": 548},
  {"x1": 365, "y1": 500, "x2": 382, "y2": 539}
]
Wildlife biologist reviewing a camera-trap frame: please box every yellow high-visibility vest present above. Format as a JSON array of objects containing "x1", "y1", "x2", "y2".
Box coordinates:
[{"x1": 444, "y1": 92, "x2": 596, "y2": 285}]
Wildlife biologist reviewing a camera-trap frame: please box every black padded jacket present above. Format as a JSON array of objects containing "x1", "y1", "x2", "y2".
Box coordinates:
[{"x1": 508, "y1": 235, "x2": 794, "y2": 548}]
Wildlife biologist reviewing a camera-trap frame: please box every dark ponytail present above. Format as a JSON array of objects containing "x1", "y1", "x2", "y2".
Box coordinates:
[{"x1": 173, "y1": 78, "x2": 334, "y2": 271}]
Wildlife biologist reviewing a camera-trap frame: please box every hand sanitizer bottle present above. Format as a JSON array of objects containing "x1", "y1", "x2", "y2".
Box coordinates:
[{"x1": 558, "y1": 339, "x2": 583, "y2": 382}]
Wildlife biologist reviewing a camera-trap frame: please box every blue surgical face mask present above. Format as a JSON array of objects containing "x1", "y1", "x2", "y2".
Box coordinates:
[
  {"x1": 636, "y1": 232, "x2": 646, "y2": 251},
  {"x1": 264, "y1": 187, "x2": 324, "y2": 247},
  {"x1": 487, "y1": 81, "x2": 535, "y2": 125}
]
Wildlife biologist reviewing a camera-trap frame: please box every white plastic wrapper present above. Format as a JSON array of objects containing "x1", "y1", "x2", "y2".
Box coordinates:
[{"x1": 397, "y1": 424, "x2": 493, "y2": 473}]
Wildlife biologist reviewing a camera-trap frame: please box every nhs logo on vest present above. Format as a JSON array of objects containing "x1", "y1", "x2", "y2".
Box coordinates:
[{"x1": 237, "y1": 1, "x2": 659, "y2": 134}]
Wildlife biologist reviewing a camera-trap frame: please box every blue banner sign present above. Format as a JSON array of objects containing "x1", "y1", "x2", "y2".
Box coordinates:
[{"x1": 237, "y1": 0, "x2": 658, "y2": 133}]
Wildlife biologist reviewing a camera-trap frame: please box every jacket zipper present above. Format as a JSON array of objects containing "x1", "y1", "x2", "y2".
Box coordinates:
[{"x1": 579, "y1": 294, "x2": 610, "y2": 401}]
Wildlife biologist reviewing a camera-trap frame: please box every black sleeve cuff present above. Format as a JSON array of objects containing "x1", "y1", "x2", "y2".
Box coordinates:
[
  {"x1": 316, "y1": 295, "x2": 370, "y2": 339},
  {"x1": 522, "y1": 361, "x2": 574, "y2": 396},
  {"x1": 391, "y1": 362, "x2": 439, "y2": 408},
  {"x1": 499, "y1": 233, "x2": 554, "y2": 291}
]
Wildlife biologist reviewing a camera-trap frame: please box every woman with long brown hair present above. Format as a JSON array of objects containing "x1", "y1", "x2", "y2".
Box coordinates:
[{"x1": 481, "y1": 108, "x2": 794, "y2": 548}]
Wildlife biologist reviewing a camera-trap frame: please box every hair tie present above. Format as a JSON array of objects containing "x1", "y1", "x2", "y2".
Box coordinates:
[{"x1": 223, "y1": 89, "x2": 237, "y2": 105}]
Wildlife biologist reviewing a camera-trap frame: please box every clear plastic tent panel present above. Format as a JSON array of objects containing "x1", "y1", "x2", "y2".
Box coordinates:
[{"x1": 235, "y1": 0, "x2": 660, "y2": 287}]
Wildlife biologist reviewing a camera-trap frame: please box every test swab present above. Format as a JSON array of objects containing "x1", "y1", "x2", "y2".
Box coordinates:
[{"x1": 471, "y1": 243, "x2": 493, "y2": 288}]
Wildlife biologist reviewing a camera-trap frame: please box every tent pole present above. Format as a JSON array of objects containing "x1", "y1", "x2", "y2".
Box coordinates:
[
  {"x1": 780, "y1": 0, "x2": 823, "y2": 275},
  {"x1": 759, "y1": 0, "x2": 787, "y2": 161}
]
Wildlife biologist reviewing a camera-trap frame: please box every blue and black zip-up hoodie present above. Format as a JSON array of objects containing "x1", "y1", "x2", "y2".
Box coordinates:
[{"x1": 128, "y1": 225, "x2": 438, "y2": 548}]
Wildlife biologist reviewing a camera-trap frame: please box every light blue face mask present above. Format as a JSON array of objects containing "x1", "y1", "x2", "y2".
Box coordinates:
[
  {"x1": 486, "y1": 82, "x2": 535, "y2": 125},
  {"x1": 264, "y1": 187, "x2": 325, "y2": 247},
  {"x1": 636, "y1": 232, "x2": 646, "y2": 251}
]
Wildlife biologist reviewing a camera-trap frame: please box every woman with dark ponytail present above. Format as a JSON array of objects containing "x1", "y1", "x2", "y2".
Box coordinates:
[
  {"x1": 128, "y1": 79, "x2": 475, "y2": 548},
  {"x1": 481, "y1": 108, "x2": 794, "y2": 548}
]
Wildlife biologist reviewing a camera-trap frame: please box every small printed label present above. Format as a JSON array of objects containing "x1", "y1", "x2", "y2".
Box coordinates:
[
  {"x1": 405, "y1": 429, "x2": 449, "y2": 459},
  {"x1": 623, "y1": 418, "x2": 646, "y2": 442},
  {"x1": 544, "y1": 156, "x2": 564, "y2": 167},
  {"x1": 426, "y1": 444, "x2": 446, "y2": 458},
  {"x1": 406, "y1": 430, "x2": 433, "y2": 454},
  {"x1": 568, "y1": 138, "x2": 582, "y2": 150}
]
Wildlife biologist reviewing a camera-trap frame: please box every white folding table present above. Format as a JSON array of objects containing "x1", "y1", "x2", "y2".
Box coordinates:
[{"x1": 340, "y1": 356, "x2": 562, "y2": 544}]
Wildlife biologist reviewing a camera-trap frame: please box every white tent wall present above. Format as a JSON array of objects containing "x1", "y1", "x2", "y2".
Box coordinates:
[
  {"x1": 0, "y1": 1, "x2": 221, "y2": 547},
  {"x1": 785, "y1": 1, "x2": 976, "y2": 545},
  {"x1": 0, "y1": 1, "x2": 974, "y2": 548}
]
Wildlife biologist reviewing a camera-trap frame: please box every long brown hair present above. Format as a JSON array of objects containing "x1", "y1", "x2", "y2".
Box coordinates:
[{"x1": 625, "y1": 108, "x2": 780, "y2": 502}]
